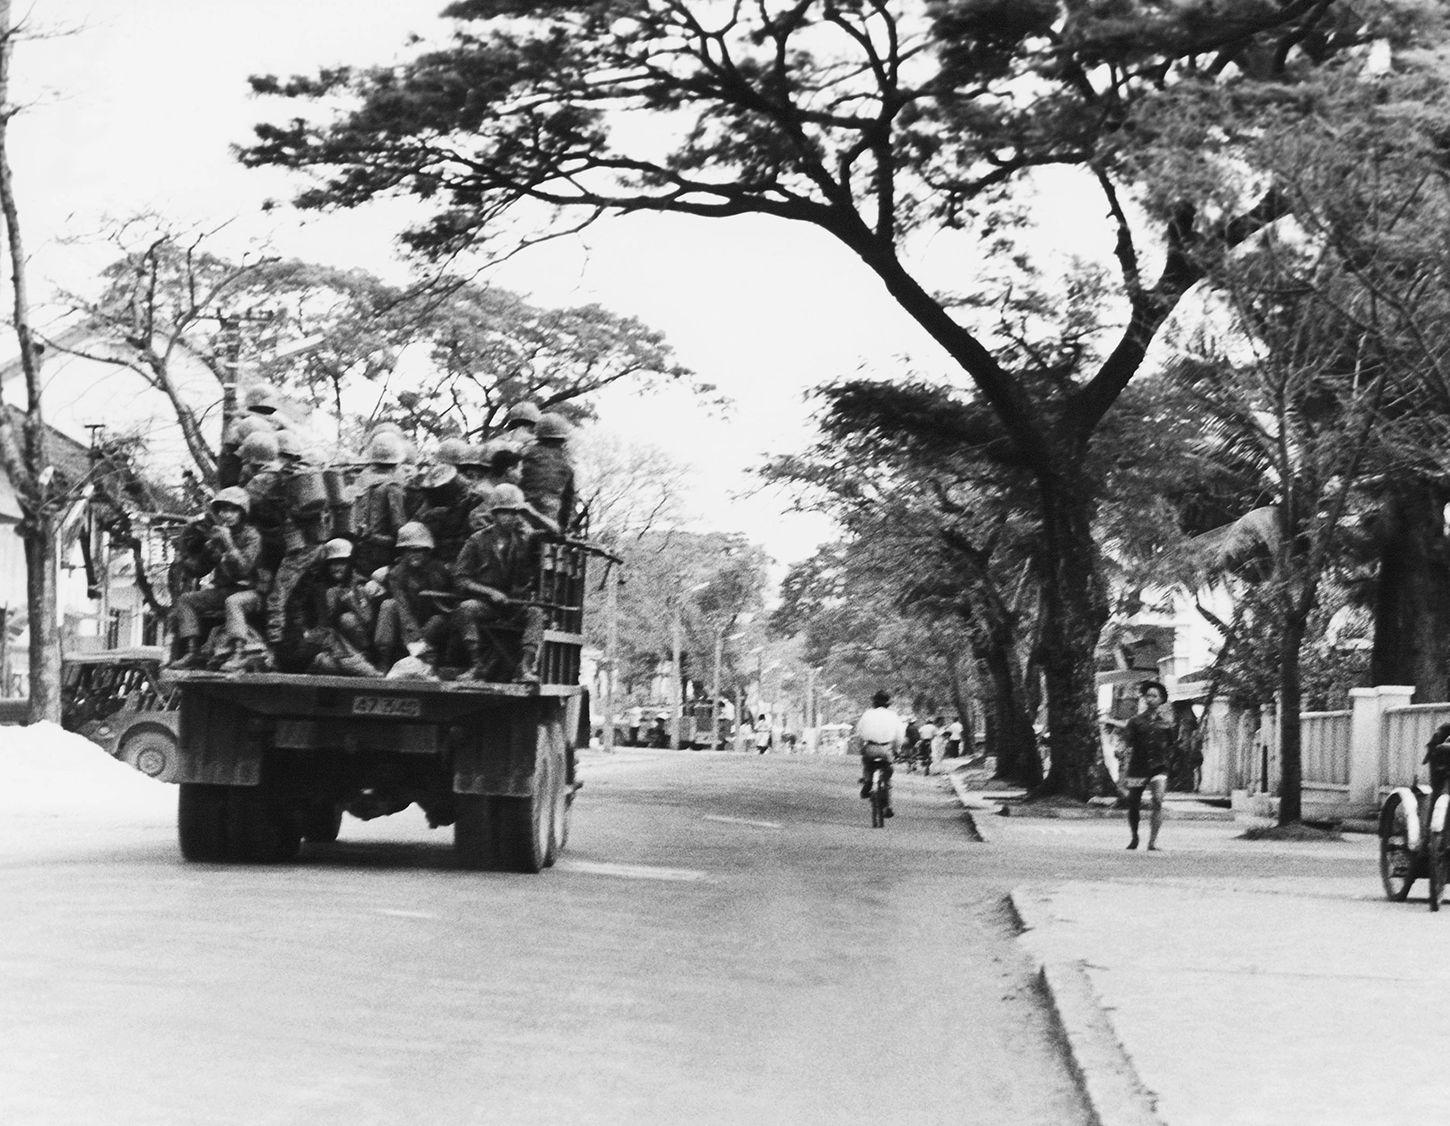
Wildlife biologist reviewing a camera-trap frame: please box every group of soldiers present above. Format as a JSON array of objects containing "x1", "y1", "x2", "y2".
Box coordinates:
[{"x1": 168, "y1": 388, "x2": 577, "y2": 683}]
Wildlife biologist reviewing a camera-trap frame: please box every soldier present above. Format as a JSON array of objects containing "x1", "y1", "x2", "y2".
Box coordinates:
[
  {"x1": 519, "y1": 412, "x2": 576, "y2": 532},
  {"x1": 351, "y1": 431, "x2": 410, "y2": 577},
  {"x1": 169, "y1": 487, "x2": 264, "y2": 669},
  {"x1": 412, "y1": 437, "x2": 474, "y2": 563},
  {"x1": 501, "y1": 401, "x2": 541, "y2": 453},
  {"x1": 450, "y1": 483, "x2": 545, "y2": 683},
  {"x1": 372, "y1": 522, "x2": 455, "y2": 670},
  {"x1": 261, "y1": 428, "x2": 330, "y2": 651},
  {"x1": 456, "y1": 444, "x2": 497, "y2": 532},
  {"x1": 283, "y1": 538, "x2": 380, "y2": 676}
]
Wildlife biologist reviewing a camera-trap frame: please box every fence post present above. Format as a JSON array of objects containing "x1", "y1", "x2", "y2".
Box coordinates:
[{"x1": 1349, "y1": 685, "x2": 1415, "y2": 812}]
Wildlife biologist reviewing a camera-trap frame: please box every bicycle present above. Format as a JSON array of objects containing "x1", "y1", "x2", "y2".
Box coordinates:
[{"x1": 865, "y1": 758, "x2": 892, "y2": 828}]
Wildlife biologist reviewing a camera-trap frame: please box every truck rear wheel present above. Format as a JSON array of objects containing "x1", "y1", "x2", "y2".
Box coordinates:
[
  {"x1": 226, "y1": 788, "x2": 302, "y2": 863},
  {"x1": 495, "y1": 750, "x2": 554, "y2": 874},
  {"x1": 302, "y1": 802, "x2": 344, "y2": 844},
  {"x1": 178, "y1": 784, "x2": 229, "y2": 862},
  {"x1": 454, "y1": 794, "x2": 496, "y2": 871}
]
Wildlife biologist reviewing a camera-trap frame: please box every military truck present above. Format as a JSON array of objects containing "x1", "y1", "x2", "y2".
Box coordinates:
[{"x1": 162, "y1": 538, "x2": 590, "y2": 873}]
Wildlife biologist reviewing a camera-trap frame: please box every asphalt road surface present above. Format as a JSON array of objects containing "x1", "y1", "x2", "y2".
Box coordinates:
[{"x1": 3, "y1": 749, "x2": 1096, "y2": 1125}]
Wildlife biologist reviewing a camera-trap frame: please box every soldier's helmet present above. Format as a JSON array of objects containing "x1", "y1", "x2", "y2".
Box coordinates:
[
  {"x1": 459, "y1": 442, "x2": 491, "y2": 468},
  {"x1": 421, "y1": 463, "x2": 458, "y2": 490},
  {"x1": 239, "y1": 431, "x2": 280, "y2": 464},
  {"x1": 276, "y1": 429, "x2": 306, "y2": 460},
  {"x1": 242, "y1": 385, "x2": 281, "y2": 415},
  {"x1": 226, "y1": 414, "x2": 271, "y2": 446},
  {"x1": 394, "y1": 522, "x2": 435, "y2": 551},
  {"x1": 363, "y1": 431, "x2": 406, "y2": 465},
  {"x1": 534, "y1": 413, "x2": 572, "y2": 442},
  {"x1": 435, "y1": 436, "x2": 471, "y2": 466},
  {"x1": 505, "y1": 401, "x2": 542, "y2": 429},
  {"x1": 322, "y1": 538, "x2": 354, "y2": 562},
  {"x1": 210, "y1": 486, "x2": 251, "y2": 516},
  {"x1": 490, "y1": 483, "x2": 527, "y2": 511}
]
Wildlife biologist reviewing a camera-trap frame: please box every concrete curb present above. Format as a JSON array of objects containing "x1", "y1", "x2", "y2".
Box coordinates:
[
  {"x1": 943, "y1": 767, "x2": 997, "y2": 842},
  {"x1": 1009, "y1": 889, "x2": 1164, "y2": 1126}
]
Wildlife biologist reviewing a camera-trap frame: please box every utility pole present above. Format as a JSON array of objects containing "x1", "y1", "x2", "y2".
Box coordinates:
[
  {"x1": 709, "y1": 627, "x2": 724, "y2": 751},
  {"x1": 669, "y1": 596, "x2": 683, "y2": 751},
  {"x1": 602, "y1": 567, "x2": 619, "y2": 753}
]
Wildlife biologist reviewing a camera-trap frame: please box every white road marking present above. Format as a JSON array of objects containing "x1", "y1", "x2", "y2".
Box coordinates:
[
  {"x1": 702, "y1": 814, "x2": 782, "y2": 830},
  {"x1": 566, "y1": 860, "x2": 709, "y2": 882}
]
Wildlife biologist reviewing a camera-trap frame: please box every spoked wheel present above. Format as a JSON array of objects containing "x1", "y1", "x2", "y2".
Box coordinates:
[
  {"x1": 1431, "y1": 829, "x2": 1447, "y2": 913},
  {"x1": 1379, "y1": 795, "x2": 1419, "y2": 902}
]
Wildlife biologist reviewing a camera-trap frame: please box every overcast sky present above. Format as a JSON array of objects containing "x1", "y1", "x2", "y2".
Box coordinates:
[{"x1": 10, "y1": 1, "x2": 1107, "y2": 566}]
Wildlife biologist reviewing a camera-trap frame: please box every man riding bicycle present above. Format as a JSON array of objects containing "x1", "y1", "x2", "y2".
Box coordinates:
[{"x1": 856, "y1": 690, "x2": 902, "y2": 818}]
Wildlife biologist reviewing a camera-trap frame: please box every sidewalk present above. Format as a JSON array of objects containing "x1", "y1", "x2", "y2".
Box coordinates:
[{"x1": 944, "y1": 763, "x2": 1448, "y2": 1126}]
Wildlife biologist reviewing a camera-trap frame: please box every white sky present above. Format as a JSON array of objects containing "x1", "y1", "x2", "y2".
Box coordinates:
[{"x1": 10, "y1": 0, "x2": 1110, "y2": 567}]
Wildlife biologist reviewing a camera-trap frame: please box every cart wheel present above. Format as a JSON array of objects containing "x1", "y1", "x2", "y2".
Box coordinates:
[
  {"x1": 1380, "y1": 795, "x2": 1418, "y2": 902},
  {"x1": 1431, "y1": 829, "x2": 1447, "y2": 912}
]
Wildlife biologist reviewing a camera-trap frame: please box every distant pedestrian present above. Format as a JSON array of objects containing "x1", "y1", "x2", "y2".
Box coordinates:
[
  {"x1": 754, "y1": 713, "x2": 773, "y2": 755},
  {"x1": 946, "y1": 717, "x2": 964, "y2": 758},
  {"x1": 1120, "y1": 680, "x2": 1173, "y2": 851}
]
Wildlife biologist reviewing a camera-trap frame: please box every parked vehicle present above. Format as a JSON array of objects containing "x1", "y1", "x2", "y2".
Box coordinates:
[{"x1": 60, "y1": 647, "x2": 181, "y2": 780}]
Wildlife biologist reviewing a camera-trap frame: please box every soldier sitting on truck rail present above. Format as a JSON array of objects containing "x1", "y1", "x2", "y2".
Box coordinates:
[
  {"x1": 372, "y1": 522, "x2": 455, "y2": 671},
  {"x1": 169, "y1": 488, "x2": 265, "y2": 669},
  {"x1": 281, "y1": 538, "x2": 381, "y2": 676},
  {"x1": 449, "y1": 483, "x2": 548, "y2": 683}
]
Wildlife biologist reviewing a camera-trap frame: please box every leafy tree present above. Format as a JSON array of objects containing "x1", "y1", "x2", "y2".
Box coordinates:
[
  {"x1": 238, "y1": 0, "x2": 1425, "y2": 797},
  {"x1": 55, "y1": 223, "x2": 702, "y2": 478}
]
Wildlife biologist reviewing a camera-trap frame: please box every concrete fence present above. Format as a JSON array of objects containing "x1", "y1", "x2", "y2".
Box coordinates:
[{"x1": 1201, "y1": 686, "x2": 1450, "y2": 820}]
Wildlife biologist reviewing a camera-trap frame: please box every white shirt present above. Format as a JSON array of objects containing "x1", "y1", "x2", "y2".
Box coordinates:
[{"x1": 856, "y1": 707, "x2": 902, "y2": 749}]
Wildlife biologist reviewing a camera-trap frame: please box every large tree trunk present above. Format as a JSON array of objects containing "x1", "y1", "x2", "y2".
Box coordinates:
[
  {"x1": 22, "y1": 517, "x2": 59, "y2": 722},
  {"x1": 0, "y1": 1, "x2": 60, "y2": 724},
  {"x1": 981, "y1": 643, "x2": 1041, "y2": 786},
  {"x1": 1370, "y1": 478, "x2": 1450, "y2": 699},
  {"x1": 1037, "y1": 477, "x2": 1110, "y2": 800},
  {"x1": 1278, "y1": 604, "x2": 1306, "y2": 826}
]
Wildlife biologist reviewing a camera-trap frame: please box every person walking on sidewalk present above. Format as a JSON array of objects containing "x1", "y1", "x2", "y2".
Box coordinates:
[{"x1": 1120, "y1": 679, "x2": 1174, "y2": 851}]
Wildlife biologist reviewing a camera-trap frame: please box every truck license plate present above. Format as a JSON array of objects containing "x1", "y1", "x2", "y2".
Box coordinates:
[{"x1": 351, "y1": 695, "x2": 421, "y2": 718}]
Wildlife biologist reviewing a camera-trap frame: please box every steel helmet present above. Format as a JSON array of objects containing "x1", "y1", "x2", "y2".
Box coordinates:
[
  {"x1": 505, "y1": 401, "x2": 542, "y2": 429},
  {"x1": 435, "y1": 436, "x2": 471, "y2": 466},
  {"x1": 238, "y1": 430, "x2": 280, "y2": 464},
  {"x1": 490, "y1": 482, "x2": 526, "y2": 511},
  {"x1": 459, "y1": 442, "x2": 491, "y2": 468},
  {"x1": 321, "y1": 537, "x2": 354, "y2": 562},
  {"x1": 242, "y1": 385, "x2": 280, "y2": 415},
  {"x1": 394, "y1": 521, "x2": 435, "y2": 551},
  {"x1": 534, "y1": 412, "x2": 571, "y2": 441},
  {"x1": 209, "y1": 486, "x2": 251, "y2": 516},
  {"x1": 226, "y1": 414, "x2": 271, "y2": 446},
  {"x1": 363, "y1": 431, "x2": 405, "y2": 465},
  {"x1": 275, "y1": 428, "x2": 305, "y2": 460}
]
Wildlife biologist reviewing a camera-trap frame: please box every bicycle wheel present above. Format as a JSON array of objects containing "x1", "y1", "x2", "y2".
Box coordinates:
[
  {"x1": 1431, "y1": 829, "x2": 1447, "y2": 912},
  {"x1": 1379, "y1": 794, "x2": 1418, "y2": 902},
  {"x1": 870, "y1": 777, "x2": 886, "y2": 828}
]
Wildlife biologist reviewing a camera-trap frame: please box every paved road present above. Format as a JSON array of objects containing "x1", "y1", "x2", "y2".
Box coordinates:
[{"x1": 2, "y1": 749, "x2": 1092, "y2": 1126}]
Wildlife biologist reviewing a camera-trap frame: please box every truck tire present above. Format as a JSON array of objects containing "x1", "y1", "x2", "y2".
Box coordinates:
[
  {"x1": 545, "y1": 740, "x2": 568, "y2": 867},
  {"x1": 226, "y1": 788, "x2": 302, "y2": 863},
  {"x1": 302, "y1": 802, "x2": 344, "y2": 844},
  {"x1": 454, "y1": 793, "x2": 497, "y2": 871},
  {"x1": 178, "y1": 783, "x2": 229, "y2": 862},
  {"x1": 494, "y1": 750, "x2": 553, "y2": 874}
]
